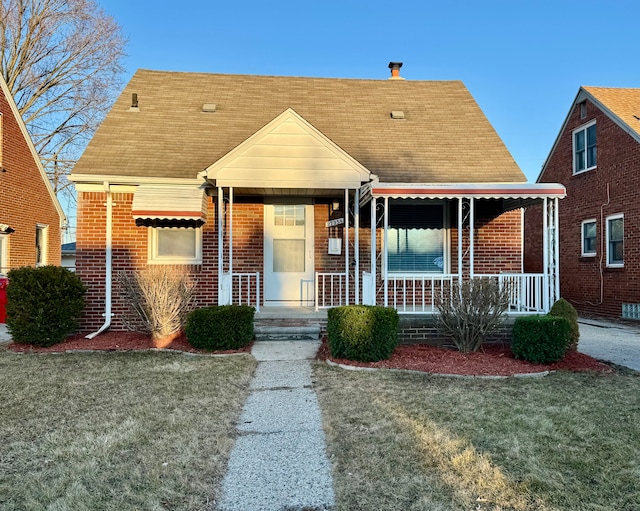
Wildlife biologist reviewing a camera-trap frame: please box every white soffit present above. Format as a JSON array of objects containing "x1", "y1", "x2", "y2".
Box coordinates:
[
  {"x1": 206, "y1": 108, "x2": 371, "y2": 189},
  {"x1": 131, "y1": 186, "x2": 207, "y2": 223}
]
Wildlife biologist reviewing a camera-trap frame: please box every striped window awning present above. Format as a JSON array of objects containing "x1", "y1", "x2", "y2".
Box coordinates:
[{"x1": 132, "y1": 186, "x2": 208, "y2": 227}]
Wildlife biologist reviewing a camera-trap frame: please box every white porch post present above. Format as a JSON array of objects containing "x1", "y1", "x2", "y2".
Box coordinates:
[
  {"x1": 354, "y1": 188, "x2": 360, "y2": 304},
  {"x1": 458, "y1": 198, "x2": 463, "y2": 278},
  {"x1": 383, "y1": 196, "x2": 389, "y2": 307},
  {"x1": 228, "y1": 187, "x2": 234, "y2": 305},
  {"x1": 542, "y1": 197, "x2": 549, "y2": 312},
  {"x1": 344, "y1": 188, "x2": 349, "y2": 305},
  {"x1": 469, "y1": 197, "x2": 475, "y2": 279},
  {"x1": 554, "y1": 197, "x2": 560, "y2": 303},
  {"x1": 370, "y1": 197, "x2": 377, "y2": 305},
  {"x1": 217, "y1": 187, "x2": 225, "y2": 305}
]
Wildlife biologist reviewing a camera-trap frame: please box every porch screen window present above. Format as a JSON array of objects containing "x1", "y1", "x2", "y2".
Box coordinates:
[
  {"x1": 388, "y1": 202, "x2": 444, "y2": 273},
  {"x1": 149, "y1": 227, "x2": 202, "y2": 264},
  {"x1": 606, "y1": 214, "x2": 623, "y2": 267},
  {"x1": 0, "y1": 235, "x2": 7, "y2": 274},
  {"x1": 573, "y1": 122, "x2": 596, "y2": 173}
]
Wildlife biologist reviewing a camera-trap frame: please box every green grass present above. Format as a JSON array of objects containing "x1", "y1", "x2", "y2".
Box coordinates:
[
  {"x1": 314, "y1": 364, "x2": 640, "y2": 511},
  {"x1": 0, "y1": 350, "x2": 256, "y2": 511}
]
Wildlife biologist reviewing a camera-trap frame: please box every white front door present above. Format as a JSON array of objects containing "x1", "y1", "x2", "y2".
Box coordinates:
[{"x1": 264, "y1": 204, "x2": 314, "y2": 305}]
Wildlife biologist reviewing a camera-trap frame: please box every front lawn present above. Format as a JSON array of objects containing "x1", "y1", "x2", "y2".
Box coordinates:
[
  {"x1": 315, "y1": 364, "x2": 640, "y2": 511},
  {"x1": 0, "y1": 350, "x2": 256, "y2": 510}
]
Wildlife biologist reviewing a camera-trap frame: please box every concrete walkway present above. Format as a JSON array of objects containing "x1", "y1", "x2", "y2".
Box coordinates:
[
  {"x1": 0, "y1": 323, "x2": 11, "y2": 343},
  {"x1": 218, "y1": 340, "x2": 335, "y2": 511},
  {"x1": 578, "y1": 318, "x2": 640, "y2": 371}
]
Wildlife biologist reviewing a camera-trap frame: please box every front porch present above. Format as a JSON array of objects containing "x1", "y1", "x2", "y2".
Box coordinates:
[{"x1": 216, "y1": 183, "x2": 565, "y2": 316}]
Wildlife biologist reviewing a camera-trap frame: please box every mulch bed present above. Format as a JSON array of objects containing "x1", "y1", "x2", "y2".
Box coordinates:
[
  {"x1": 6, "y1": 331, "x2": 613, "y2": 377},
  {"x1": 317, "y1": 339, "x2": 613, "y2": 376}
]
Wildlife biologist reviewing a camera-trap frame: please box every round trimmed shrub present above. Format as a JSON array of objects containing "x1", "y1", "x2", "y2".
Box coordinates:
[
  {"x1": 549, "y1": 298, "x2": 579, "y2": 351},
  {"x1": 511, "y1": 315, "x2": 571, "y2": 364},
  {"x1": 6, "y1": 266, "x2": 86, "y2": 347},
  {"x1": 185, "y1": 305, "x2": 254, "y2": 350},
  {"x1": 327, "y1": 305, "x2": 398, "y2": 362}
]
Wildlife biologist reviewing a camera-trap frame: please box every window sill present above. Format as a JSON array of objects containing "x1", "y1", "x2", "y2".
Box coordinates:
[
  {"x1": 604, "y1": 265, "x2": 624, "y2": 272},
  {"x1": 572, "y1": 166, "x2": 597, "y2": 176},
  {"x1": 579, "y1": 255, "x2": 596, "y2": 260}
]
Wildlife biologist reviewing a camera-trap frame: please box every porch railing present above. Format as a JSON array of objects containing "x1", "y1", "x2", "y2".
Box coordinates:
[
  {"x1": 315, "y1": 272, "x2": 346, "y2": 310},
  {"x1": 475, "y1": 273, "x2": 547, "y2": 314},
  {"x1": 388, "y1": 274, "x2": 459, "y2": 313},
  {"x1": 229, "y1": 272, "x2": 260, "y2": 312}
]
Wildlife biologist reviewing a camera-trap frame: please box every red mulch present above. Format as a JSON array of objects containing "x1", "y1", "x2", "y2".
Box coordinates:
[
  {"x1": 317, "y1": 339, "x2": 613, "y2": 376},
  {"x1": 6, "y1": 331, "x2": 252, "y2": 355},
  {"x1": 6, "y1": 332, "x2": 612, "y2": 376}
]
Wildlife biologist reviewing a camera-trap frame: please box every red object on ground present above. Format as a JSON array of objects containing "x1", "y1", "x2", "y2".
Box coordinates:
[{"x1": 0, "y1": 277, "x2": 8, "y2": 323}]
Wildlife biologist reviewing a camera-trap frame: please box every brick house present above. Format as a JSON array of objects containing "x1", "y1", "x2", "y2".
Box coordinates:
[
  {"x1": 0, "y1": 75, "x2": 65, "y2": 277},
  {"x1": 70, "y1": 64, "x2": 565, "y2": 336},
  {"x1": 525, "y1": 87, "x2": 640, "y2": 320}
]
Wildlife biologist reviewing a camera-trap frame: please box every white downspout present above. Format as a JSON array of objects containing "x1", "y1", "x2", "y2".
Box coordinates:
[{"x1": 86, "y1": 182, "x2": 113, "y2": 339}]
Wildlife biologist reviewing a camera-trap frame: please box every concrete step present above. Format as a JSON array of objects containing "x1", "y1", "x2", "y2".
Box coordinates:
[{"x1": 254, "y1": 325, "x2": 321, "y2": 342}]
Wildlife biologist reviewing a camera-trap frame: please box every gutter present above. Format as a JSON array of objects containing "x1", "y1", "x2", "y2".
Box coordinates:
[{"x1": 86, "y1": 181, "x2": 113, "y2": 338}]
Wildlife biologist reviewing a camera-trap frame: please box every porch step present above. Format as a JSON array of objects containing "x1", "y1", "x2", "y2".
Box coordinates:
[{"x1": 254, "y1": 325, "x2": 321, "y2": 342}]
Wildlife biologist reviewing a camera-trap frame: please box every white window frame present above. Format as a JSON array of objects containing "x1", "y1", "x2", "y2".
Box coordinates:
[
  {"x1": 572, "y1": 120, "x2": 597, "y2": 175},
  {"x1": 605, "y1": 213, "x2": 624, "y2": 268},
  {"x1": 0, "y1": 234, "x2": 8, "y2": 275},
  {"x1": 35, "y1": 224, "x2": 48, "y2": 267},
  {"x1": 148, "y1": 227, "x2": 202, "y2": 265},
  {"x1": 581, "y1": 219, "x2": 597, "y2": 257}
]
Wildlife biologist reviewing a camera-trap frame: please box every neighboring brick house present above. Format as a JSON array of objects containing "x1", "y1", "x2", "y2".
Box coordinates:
[
  {"x1": 70, "y1": 64, "x2": 565, "y2": 334},
  {"x1": 525, "y1": 87, "x2": 640, "y2": 319},
  {"x1": 0, "y1": 75, "x2": 65, "y2": 276}
]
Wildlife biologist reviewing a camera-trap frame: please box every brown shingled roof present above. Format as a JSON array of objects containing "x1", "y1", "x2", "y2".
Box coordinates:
[
  {"x1": 582, "y1": 86, "x2": 640, "y2": 139},
  {"x1": 71, "y1": 69, "x2": 525, "y2": 184}
]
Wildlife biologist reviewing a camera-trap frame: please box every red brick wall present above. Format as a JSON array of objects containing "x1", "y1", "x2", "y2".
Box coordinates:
[
  {"x1": 525, "y1": 98, "x2": 640, "y2": 318},
  {"x1": 0, "y1": 89, "x2": 62, "y2": 272},
  {"x1": 77, "y1": 194, "x2": 523, "y2": 330}
]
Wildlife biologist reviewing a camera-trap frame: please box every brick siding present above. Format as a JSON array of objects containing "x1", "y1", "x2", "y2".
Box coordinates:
[{"x1": 525, "y1": 98, "x2": 640, "y2": 318}]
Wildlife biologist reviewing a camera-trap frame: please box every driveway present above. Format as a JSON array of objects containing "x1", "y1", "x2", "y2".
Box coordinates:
[{"x1": 579, "y1": 318, "x2": 640, "y2": 371}]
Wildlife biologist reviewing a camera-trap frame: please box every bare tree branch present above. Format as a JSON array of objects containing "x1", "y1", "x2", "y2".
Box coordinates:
[{"x1": 0, "y1": 0, "x2": 126, "y2": 202}]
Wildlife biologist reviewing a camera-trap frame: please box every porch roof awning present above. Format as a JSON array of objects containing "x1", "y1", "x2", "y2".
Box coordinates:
[
  {"x1": 132, "y1": 186, "x2": 208, "y2": 227},
  {"x1": 369, "y1": 183, "x2": 566, "y2": 200},
  {"x1": 0, "y1": 223, "x2": 15, "y2": 234}
]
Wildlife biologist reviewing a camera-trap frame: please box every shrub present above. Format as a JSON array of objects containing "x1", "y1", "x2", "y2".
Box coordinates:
[
  {"x1": 549, "y1": 298, "x2": 580, "y2": 351},
  {"x1": 511, "y1": 315, "x2": 571, "y2": 364},
  {"x1": 327, "y1": 305, "x2": 398, "y2": 362},
  {"x1": 6, "y1": 266, "x2": 86, "y2": 347},
  {"x1": 185, "y1": 305, "x2": 255, "y2": 350},
  {"x1": 435, "y1": 277, "x2": 511, "y2": 353},
  {"x1": 118, "y1": 267, "x2": 197, "y2": 342}
]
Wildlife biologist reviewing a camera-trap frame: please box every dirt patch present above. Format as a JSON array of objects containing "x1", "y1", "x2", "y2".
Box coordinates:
[
  {"x1": 6, "y1": 330, "x2": 252, "y2": 355},
  {"x1": 317, "y1": 339, "x2": 613, "y2": 376}
]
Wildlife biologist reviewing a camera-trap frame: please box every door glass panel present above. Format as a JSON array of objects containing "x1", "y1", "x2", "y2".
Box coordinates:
[
  {"x1": 274, "y1": 205, "x2": 305, "y2": 227},
  {"x1": 273, "y1": 239, "x2": 305, "y2": 272}
]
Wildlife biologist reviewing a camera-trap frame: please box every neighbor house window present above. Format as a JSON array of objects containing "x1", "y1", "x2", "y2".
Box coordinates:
[
  {"x1": 388, "y1": 201, "x2": 445, "y2": 273},
  {"x1": 606, "y1": 214, "x2": 623, "y2": 267},
  {"x1": 581, "y1": 219, "x2": 596, "y2": 257},
  {"x1": 573, "y1": 121, "x2": 596, "y2": 174},
  {"x1": 35, "y1": 225, "x2": 48, "y2": 266},
  {"x1": 148, "y1": 227, "x2": 202, "y2": 264}
]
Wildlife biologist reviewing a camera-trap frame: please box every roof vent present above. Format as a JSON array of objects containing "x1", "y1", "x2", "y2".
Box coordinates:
[
  {"x1": 390, "y1": 111, "x2": 405, "y2": 120},
  {"x1": 202, "y1": 103, "x2": 217, "y2": 113},
  {"x1": 128, "y1": 93, "x2": 139, "y2": 112},
  {"x1": 388, "y1": 61, "x2": 404, "y2": 80}
]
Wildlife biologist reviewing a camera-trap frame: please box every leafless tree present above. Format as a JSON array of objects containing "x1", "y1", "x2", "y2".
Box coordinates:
[{"x1": 0, "y1": 0, "x2": 126, "y2": 201}]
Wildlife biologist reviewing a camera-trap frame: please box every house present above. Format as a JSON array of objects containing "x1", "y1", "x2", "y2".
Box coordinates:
[
  {"x1": 61, "y1": 242, "x2": 76, "y2": 271},
  {"x1": 70, "y1": 64, "x2": 565, "y2": 337},
  {"x1": 0, "y1": 75, "x2": 66, "y2": 321},
  {"x1": 525, "y1": 87, "x2": 640, "y2": 320}
]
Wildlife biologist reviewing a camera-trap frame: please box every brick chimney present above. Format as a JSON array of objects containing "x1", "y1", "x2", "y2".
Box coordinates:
[{"x1": 388, "y1": 62, "x2": 404, "y2": 80}]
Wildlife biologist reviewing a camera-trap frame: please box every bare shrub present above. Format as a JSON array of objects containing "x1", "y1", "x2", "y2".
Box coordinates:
[
  {"x1": 436, "y1": 278, "x2": 511, "y2": 353},
  {"x1": 118, "y1": 267, "x2": 197, "y2": 342}
]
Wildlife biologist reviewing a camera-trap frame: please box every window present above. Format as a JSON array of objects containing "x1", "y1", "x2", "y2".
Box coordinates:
[
  {"x1": 148, "y1": 227, "x2": 202, "y2": 264},
  {"x1": 0, "y1": 235, "x2": 7, "y2": 274},
  {"x1": 388, "y1": 201, "x2": 445, "y2": 273},
  {"x1": 35, "y1": 225, "x2": 48, "y2": 266},
  {"x1": 573, "y1": 122, "x2": 596, "y2": 174},
  {"x1": 581, "y1": 219, "x2": 596, "y2": 257},
  {"x1": 606, "y1": 214, "x2": 623, "y2": 267}
]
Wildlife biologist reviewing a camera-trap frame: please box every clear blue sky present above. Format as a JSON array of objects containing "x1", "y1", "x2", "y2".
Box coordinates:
[{"x1": 98, "y1": 0, "x2": 638, "y2": 183}]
